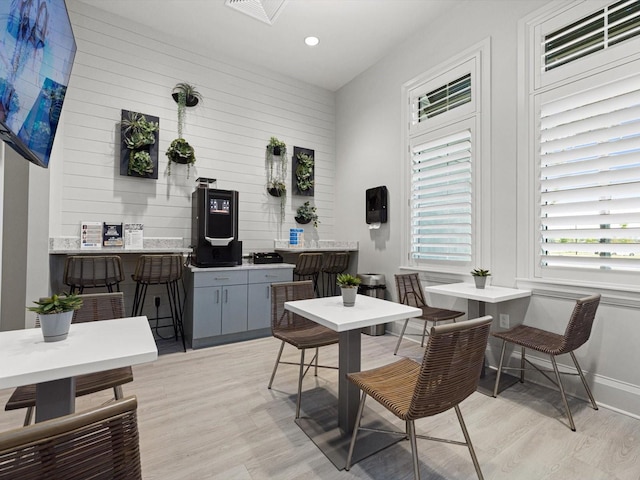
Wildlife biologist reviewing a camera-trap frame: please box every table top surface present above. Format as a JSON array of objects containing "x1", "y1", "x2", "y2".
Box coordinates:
[
  {"x1": 424, "y1": 282, "x2": 531, "y2": 303},
  {"x1": 285, "y1": 295, "x2": 421, "y2": 332},
  {"x1": 0, "y1": 317, "x2": 158, "y2": 389}
]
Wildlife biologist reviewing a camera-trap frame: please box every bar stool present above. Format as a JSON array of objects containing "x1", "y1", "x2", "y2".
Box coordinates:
[
  {"x1": 63, "y1": 255, "x2": 124, "y2": 294},
  {"x1": 321, "y1": 252, "x2": 350, "y2": 297},
  {"x1": 293, "y1": 253, "x2": 323, "y2": 296},
  {"x1": 131, "y1": 254, "x2": 186, "y2": 351}
]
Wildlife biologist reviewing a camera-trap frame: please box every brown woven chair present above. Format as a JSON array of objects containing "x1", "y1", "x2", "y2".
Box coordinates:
[
  {"x1": 492, "y1": 294, "x2": 601, "y2": 431},
  {"x1": 345, "y1": 316, "x2": 493, "y2": 480},
  {"x1": 5, "y1": 293, "x2": 133, "y2": 426},
  {"x1": 267, "y1": 281, "x2": 339, "y2": 418},
  {"x1": 394, "y1": 273, "x2": 465, "y2": 354},
  {"x1": 0, "y1": 396, "x2": 141, "y2": 480},
  {"x1": 63, "y1": 255, "x2": 124, "y2": 294},
  {"x1": 131, "y1": 254, "x2": 185, "y2": 351},
  {"x1": 292, "y1": 253, "x2": 323, "y2": 296},
  {"x1": 321, "y1": 251, "x2": 350, "y2": 296}
]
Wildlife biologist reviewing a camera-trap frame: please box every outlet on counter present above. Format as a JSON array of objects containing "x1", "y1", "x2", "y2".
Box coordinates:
[{"x1": 499, "y1": 313, "x2": 510, "y2": 329}]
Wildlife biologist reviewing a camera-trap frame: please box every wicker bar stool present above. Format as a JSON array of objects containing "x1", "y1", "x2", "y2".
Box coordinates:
[
  {"x1": 131, "y1": 254, "x2": 185, "y2": 351},
  {"x1": 63, "y1": 255, "x2": 124, "y2": 294},
  {"x1": 292, "y1": 253, "x2": 323, "y2": 296},
  {"x1": 321, "y1": 252, "x2": 350, "y2": 297}
]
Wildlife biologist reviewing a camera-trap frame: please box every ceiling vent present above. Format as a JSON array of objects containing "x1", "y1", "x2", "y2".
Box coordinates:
[{"x1": 225, "y1": 0, "x2": 288, "y2": 25}]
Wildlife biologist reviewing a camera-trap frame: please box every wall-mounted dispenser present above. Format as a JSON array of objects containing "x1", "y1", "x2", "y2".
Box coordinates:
[{"x1": 366, "y1": 186, "x2": 388, "y2": 229}]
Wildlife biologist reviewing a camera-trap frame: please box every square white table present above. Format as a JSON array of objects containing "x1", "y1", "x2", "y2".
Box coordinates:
[
  {"x1": 0, "y1": 316, "x2": 158, "y2": 422},
  {"x1": 285, "y1": 294, "x2": 421, "y2": 468},
  {"x1": 424, "y1": 282, "x2": 531, "y2": 394}
]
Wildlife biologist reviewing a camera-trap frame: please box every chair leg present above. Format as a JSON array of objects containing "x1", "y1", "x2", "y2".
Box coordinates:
[
  {"x1": 314, "y1": 347, "x2": 319, "y2": 376},
  {"x1": 23, "y1": 407, "x2": 34, "y2": 426},
  {"x1": 520, "y1": 346, "x2": 526, "y2": 382},
  {"x1": 408, "y1": 420, "x2": 421, "y2": 480},
  {"x1": 345, "y1": 392, "x2": 367, "y2": 471},
  {"x1": 420, "y1": 321, "x2": 428, "y2": 347},
  {"x1": 493, "y1": 340, "x2": 507, "y2": 397},
  {"x1": 296, "y1": 349, "x2": 305, "y2": 419},
  {"x1": 394, "y1": 319, "x2": 410, "y2": 355},
  {"x1": 114, "y1": 385, "x2": 124, "y2": 400},
  {"x1": 550, "y1": 355, "x2": 576, "y2": 431},
  {"x1": 570, "y1": 351, "x2": 598, "y2": 410},
  {"x1": 268, "y1": 341, "x2": 285, "y2": 389},
  {"x1": 455, "y1": 405, "x2": 484, "y2": 480}
]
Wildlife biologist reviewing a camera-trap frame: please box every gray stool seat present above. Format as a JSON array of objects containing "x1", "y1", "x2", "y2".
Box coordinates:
[{"x1": 63, "y1": 255, "x2": 124, "y2": 294}]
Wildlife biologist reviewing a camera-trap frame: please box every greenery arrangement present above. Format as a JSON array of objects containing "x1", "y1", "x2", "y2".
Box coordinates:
[
  {"x1": 266, "y1": 136, "x2": 287, "y2": 220},
  {"x1": 295, "y1": 152, "x2": 314, "y2": 192},
  {"x1": 336, "y1": 273, "x2": 361, "y2": 287},
  {"x1": 166, "y1": 138, "x2": 196, "y2": 176},
  {"x1": 295, "y1": 201, "x2": 318, "y2": 228},
  {"x1": 122, "y1": 111, "x2": 159, "y2": 177},
  {"x1": 28, "y1": 293, "x2": 83, "y2": 315},
  {"x1": 471, "y1": 268, "x2": 491, "y2": 276},
  {"x1": 128, "y1": 150, "x2": 154, "y2": 176},
  {"x1": 167, "y1": 82, "x2": 201, "y2": 177},
  {"x1": 267, "y1": 136, "x2": 287, "y2": 157}
]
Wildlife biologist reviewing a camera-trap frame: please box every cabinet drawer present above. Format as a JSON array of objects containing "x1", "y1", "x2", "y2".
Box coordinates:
[
  {"x1": 193, "y1": 270, "x2": 248, "y2": 287},
  {"x1": 248, "y1": 268, "x2": 293, "y2": 284}
]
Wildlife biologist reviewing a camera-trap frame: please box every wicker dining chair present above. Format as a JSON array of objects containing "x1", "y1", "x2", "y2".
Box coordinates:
[
  {"x1": 5, "y1": 293, "x2": 133, "y2": 426},
  {"x1": 345, "y1": 316, "x2": 493, "y2": 480},
  {"x1": 394, "y1": 273, "x2": 465, "y2": 354},
  {"x1": 63, "y1": 255, "x2": 124, "y2": 294},
  {"x1": 492, "y1": 294, "x2": 601, "y2": 431},
  {"x1": 321, "y1": 252, "x2": 350, "y2": 296},
  {"x1": 267, "y1": 281, "x2": 339, "y2": 418},
  {"x1": 292, "y1": 253, "x2": 323, "y2": 296},
  {"x1": 0, "y1": 396, "x2": 141, "y2": 480}
]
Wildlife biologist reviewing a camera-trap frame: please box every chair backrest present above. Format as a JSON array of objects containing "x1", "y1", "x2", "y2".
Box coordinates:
[
  {"x1": 132, "y1": 254, "x2": 183, "y2": 284},
  {"x1": 63, "y1": 255, "x2": 124, "y2": 288},
  {"x1": 72, "y1": 292, "x2": 126, "y2": 324},
  {"x1": 322, "y1": 252, "x2": 350, "y2": 273},
  {"x1": 395, "y1": 273, "x2": 427, "y2": 309},
  {"x1": 560, "y1": 294, "x2": 601, "y2": 353},
  {"x1": 0, "y1": 396, "x2": 141, "y2": 480},
  {"x1": 293, "y1": 253, "x2": 323, "y2": 276},
  {"x1": 271, "y1": 281, "x2": 316, "y2": 332},
  {"x1": 407, "y1": 316, "x2": 492, "y2": 420}
]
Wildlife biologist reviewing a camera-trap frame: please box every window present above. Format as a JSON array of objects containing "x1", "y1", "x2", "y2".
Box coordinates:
[{"x1": 402, "y1": 41, "x2": 489, "y2": 272}]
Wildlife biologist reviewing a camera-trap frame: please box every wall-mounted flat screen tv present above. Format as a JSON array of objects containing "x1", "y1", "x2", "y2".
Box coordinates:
[{"x1": 0, "y1": 0, "x2": 76, "y2": 168}]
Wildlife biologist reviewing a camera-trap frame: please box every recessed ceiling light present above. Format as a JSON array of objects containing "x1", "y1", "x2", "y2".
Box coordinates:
[{"x1": 305, "y1": 36, "x2": 319, "y2": 47}]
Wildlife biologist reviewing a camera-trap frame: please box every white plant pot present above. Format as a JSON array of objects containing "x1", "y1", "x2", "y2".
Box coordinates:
[
  {"x1": 39, "y1": 311, "x2": 73, "y2": 342},
  {"x1": 341, "y1": 286, "x2": 358, "y2": 307},
  {"x1": 473, "y1": 276, "x2": 490, "y2": 289}
]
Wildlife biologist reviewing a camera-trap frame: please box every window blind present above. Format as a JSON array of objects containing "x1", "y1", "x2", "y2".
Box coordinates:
[
  {"x1": 544, "y1": 0, "x2": 640, "y2": 71},
  {"x1": 417, "y1": 74, "x2": 471, "y2": 122},
  {"x1": 411, "y1": 130, "x2": 472, "y2": 262},
  {"x1": 539, "y1": 75, "x2": 640, "y2": 271}
]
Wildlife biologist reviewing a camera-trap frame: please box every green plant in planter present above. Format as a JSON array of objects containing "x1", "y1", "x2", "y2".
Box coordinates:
[
  {"x1": 295, "y1": 201, "x2": 318, "y2": 227},
  {"x1": 166, "y1": 137, "x2": 196, "y2": 177},
  {"x1": 128, "y1": 150, "x2": 154, "y2": 176},
  {"x1": 28, "y1": 293, "x2": 83, "y2": 315},
  {"x1": 122, "y1": 111, "x2": 159, "y2": 149},
  {"x1": 267, "y1": 136, "x2": 287, "y2": 157},
  {"x1": 266, "y1": 137, "x2": 288, "y2": 221},
  {"x1": 295, "y1": 152, "x2": 314, "y2": 192},
  {"x1": 471, "y1": 268, "x2": 491, "y2": 277},
  {"x1": 172, "y1": 82, "x2": 202, "y2": 137},
  {"x1": 336, "y1": 273, "x2": 361, "y2": 287}
]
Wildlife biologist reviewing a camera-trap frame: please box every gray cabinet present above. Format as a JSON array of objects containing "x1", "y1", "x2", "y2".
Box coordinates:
[{"x1": 185, "y1": 265, "x2": 293, "y2": 349}]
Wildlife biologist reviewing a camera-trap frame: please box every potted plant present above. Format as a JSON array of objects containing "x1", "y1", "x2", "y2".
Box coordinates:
[
  {"x1": 166, "y1": 137, "x2": 196, "y2": 177},
  {"x1": 171, "y1": 82, "x2": 202, "y2": 137},
  {"x1": 266, "y1": 137, "x2": 288, "y2": 220},
  {"x1": 128, "y1": 150, "x2": 154, "y2": 176},
  {"x1": 295, "y1": 152, "x2": 314, "y2": 193},
  {"x1": 267, "y1": 136, "x2": 286, "y2": 157},
  {"x1": 27, "y1": 293, "x2": 83, "y2": 342},
  {"x1": 471, "y1": 268, "x2": 491, "y2": 289},
  {"x1": 336, "y1": 273, "x2": 361, "y2": 307},
  {"x1": 295, "y1": 201, "x2": 318, "y2": 227}
]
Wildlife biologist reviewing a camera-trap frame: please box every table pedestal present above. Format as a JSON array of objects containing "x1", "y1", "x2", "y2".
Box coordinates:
[{"x1": 35, "y1": 378, "x2": 76, "y2": 422}]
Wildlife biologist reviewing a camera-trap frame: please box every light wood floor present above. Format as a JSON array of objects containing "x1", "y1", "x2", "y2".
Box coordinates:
[{"x1": 2, "y1": 333, "x2": 640, "y2": 480}]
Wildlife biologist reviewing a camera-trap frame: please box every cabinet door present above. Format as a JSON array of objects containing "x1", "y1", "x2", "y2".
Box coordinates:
[
  {"x1": 247, "y1": 283, "x2": 271, "y2": 330},
  {"x1": 192, "y1": 286, "x2": 222, "y2": 338},
  {"x1": 220, "y1": 284, "x2": 248, "y2": 335}
]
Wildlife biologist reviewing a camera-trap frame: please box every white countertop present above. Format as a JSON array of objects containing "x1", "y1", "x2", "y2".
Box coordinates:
[
  {"x1": 424, "y1": 282, "x2": 531, "y2": 303},
  {"x1": 285, "y1": 294, "x2": 421, "y2": 332},
  {"x1": 50, "y1": 247, "x2": 192, "y2": 254},
  {"x1": 0, "y1": 316, "x2": 158, "y2": 389}
]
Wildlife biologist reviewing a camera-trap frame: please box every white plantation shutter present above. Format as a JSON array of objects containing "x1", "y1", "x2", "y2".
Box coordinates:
[
  {"x1": 411, "y1": 130, "x2": 472, "y2": 262},
  {"x1": 539, "y1": 75, "x2": 640, "y2": 271}
]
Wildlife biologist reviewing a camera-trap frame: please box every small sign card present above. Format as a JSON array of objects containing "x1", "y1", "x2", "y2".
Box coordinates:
[
  {"x1": 124, "y1": 223, "x2": 144, "y2": 249},
  {"x1": 81, "y1": 221, "x2": 103, "y2": 249},
  {"x1": 103, "y1": 223, "x2": 124, "y2": 248}
]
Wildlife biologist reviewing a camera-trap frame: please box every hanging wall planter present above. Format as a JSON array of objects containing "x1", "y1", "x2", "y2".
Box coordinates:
[
  {"x1": 120, "y1": 110, "x2": 160, "y2": 179},
  {"x1": 293, "y1": 146, "x2": 314, "y2": 196},
  {"x1": 266, "y1": 137, "x2": 287, "y2": 220},
  {"x1": 167, "y1": 82, "x2": 202, "y2": 177},
  {"x1": 295, "y1": 201, "x2": 318, "y2": 227}
]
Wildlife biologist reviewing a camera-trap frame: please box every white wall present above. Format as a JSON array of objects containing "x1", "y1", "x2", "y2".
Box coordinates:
[
  {"x1": 335, "y1": 0, "x2": 640, "y2": 418},
  {"x1": 57, "y1": 1, "x2": 336, "y2": 252}
]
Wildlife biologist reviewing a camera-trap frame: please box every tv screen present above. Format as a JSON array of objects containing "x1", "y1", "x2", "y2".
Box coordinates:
[{"x1": 0, "y1": 0, "x2": 76, "y2": 168}]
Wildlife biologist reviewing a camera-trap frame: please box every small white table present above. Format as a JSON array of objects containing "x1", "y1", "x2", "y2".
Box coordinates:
[
  {"x1": 0, "y1": 316, "x2": 158, "y2": 422},
  {"x1": 285, "y1": 294, "x2": 421, "y2": 468},
  {"x1": 424, "y1": 282, "x2": 531, "y2": 394}
]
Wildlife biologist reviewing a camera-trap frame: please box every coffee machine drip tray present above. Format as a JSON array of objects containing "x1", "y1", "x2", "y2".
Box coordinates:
[{"x1": 205, "y1": 236, "x2": 234, "y2": 246}]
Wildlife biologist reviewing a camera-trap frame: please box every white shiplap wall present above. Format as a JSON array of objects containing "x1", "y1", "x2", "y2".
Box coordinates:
[{"x1": 55, "y1": 1, "x2": 336, "y2": 253}]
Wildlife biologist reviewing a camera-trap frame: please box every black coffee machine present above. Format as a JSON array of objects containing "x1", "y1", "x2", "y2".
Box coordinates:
[{"x1": 191, "y1": 178, "x2": 242, "y2": 267}]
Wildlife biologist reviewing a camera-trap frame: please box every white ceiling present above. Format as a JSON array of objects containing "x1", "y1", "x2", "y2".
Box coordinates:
[{"x1": 75, "y1": 0, "x2": 457, "y2": 91}]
